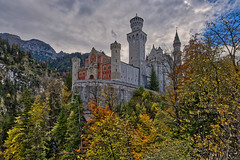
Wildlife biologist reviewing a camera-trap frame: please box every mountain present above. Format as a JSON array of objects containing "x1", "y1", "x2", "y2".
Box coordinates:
[
  {"x1": 0, "y1": 33, "x2": 66, "y2": 61},
  {"x1": 0, "y1": 33, "x2": 90, "y2": 74}
]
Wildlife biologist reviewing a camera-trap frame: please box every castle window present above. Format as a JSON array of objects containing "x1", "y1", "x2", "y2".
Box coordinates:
[
  {"x1": 116, "y1": 69, "x2": 117, "y2": 72},
  {"x1": 115, "y1": 50, "x2": 117, "y2": 53},
  {"x1": 108, "y1": 66, "x2": 111, "y2": 69},
  {"x1": 109, "y1": 75, "x2": 110, "y2": 78},
  {"x1": 83, "y1": 72, "x2": 85, "y2": 75},
  {"x1": 79, "y1": 73, "x2": 82, "y2": 76},
  {"x1": 116, "y1": 59, "x2": 117, "y2": 62},
  {"x1": 104, "y1": 67, "x2": 106, "y2": 70}
]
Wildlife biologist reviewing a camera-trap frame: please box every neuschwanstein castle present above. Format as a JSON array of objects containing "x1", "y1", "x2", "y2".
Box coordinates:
[{"x1": 72, "y1": 15, "x2": 181, "y2": 104}]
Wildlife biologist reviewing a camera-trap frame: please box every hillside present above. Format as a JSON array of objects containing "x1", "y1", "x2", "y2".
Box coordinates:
[
  {"x1": 0, "y1": 37, "x2": 61, "y2": 155},
  {"x1": 0, "y1": 37, "x2": 56, "y2": 91},
  {"x1": 48, "y1": 52, "x2": 89, "y2": 74}
]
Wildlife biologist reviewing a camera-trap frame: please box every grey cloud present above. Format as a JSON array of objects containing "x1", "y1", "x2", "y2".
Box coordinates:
[
  {"x1": 79, "y1": 6, "x2": 94, "y2": 16},
  {"x1": 48, "y1": 0, "x2": 77, "y2": 13},
  {"x1": 0, "y1": 0, "x2": 239, "y2": 63},
  {"x1": 57, "y1": 0, "x2": 76, "y2": 9}
]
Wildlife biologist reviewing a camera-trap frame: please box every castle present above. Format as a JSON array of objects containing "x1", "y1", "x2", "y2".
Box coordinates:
[{"x1": 72, "y1": 15, "x2": 181, "y2": 105}]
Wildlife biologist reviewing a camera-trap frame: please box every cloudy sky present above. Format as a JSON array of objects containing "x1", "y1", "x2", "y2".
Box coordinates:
[{"x1": 0, "y1": 0, "x2": 239, "y2": 62}]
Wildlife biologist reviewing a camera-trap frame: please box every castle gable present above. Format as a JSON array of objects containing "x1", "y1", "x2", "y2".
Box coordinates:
[
  {"x1": 147, "y1": 45, "x2": 163, "y2": 63},
  {"x1": 79, "y1": 48, "x2": 111, "y2": 80}
]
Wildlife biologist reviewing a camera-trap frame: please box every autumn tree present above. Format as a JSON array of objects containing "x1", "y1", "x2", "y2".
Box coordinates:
[
  {"x1": 83, "y1": 101, "x2": 132, "y2": 159},
  {"x1": 144, "y1": 106, "x2": 192, "y2": 160},
  {"x1": 178, "y1": 35, "x2": 239, "y2": 159},
  {"x1": 131, "y1": 114, "x2": 159, "y2": 159},
  {"x1": 166, "y1": 49, "x2": 183, "y2": 131}
]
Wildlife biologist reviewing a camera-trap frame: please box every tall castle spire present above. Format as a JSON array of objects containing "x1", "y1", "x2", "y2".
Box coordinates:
[
  {"x1": 173, "y1": 29, "x2": 181, "y2": 64},
  {"x1": 174, "y1": 29, "x2": 181, "y2": 47},
  {"x1": 173, "y1": 29, "x2": 181, "y2": 52}
]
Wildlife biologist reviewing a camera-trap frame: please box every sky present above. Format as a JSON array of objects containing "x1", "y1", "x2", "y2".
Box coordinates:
[{"x1": 0, "y1": 0, "x2": 239, "y2": 62}]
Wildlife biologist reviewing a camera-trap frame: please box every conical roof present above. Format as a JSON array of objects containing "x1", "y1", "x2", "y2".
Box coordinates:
[{"x1": 174, "y1": 30, "x2": 180, "y2": 43}]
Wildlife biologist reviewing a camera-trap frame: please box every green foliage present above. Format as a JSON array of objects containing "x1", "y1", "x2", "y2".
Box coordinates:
[{"x1": 120, "y1": 87, "x2": 165, "y2": 125}]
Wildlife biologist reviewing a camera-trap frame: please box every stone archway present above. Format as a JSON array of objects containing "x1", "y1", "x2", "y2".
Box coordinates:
[{"x1": 89, "y1": 75, "x2": 94, "y2": 79}]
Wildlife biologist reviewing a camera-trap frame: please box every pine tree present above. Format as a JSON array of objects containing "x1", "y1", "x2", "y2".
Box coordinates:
[
  {"x1": 3, "y1": 88, "x2": 33, "y2": 159},
  {"x1": 65, "y1": 72, "x2": 72, "y2": 91},
  {"x1": 51, "y1": 105, "x2": 68, "y2": 158},
  {"x1": 26, "y1": 97, "x2": 49, "y2": 159},
  {"x1": 64, "y1": 90, "x2": 84, "y2": 158},
  {"x1": 149, "y1": 67, "x2": 159, "y2": 91}
]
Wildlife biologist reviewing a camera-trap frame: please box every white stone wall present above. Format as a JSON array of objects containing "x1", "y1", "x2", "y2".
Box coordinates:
[
  {"x1": 73, "y1": 79, "x2": 138, "y2": 106},
  {"x1": 120, "y1": 62, "x2": 139, "y2": 86}
]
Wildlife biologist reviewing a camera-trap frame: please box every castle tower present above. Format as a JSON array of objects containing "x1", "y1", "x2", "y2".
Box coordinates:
[
  {"x1": 72, "y1": 57, "x2": 80, "y2": 86},
  {"x1": 173, "y1": 30, "x2": 181, "y2": 64},
  {"x1": 111, "y1": 41, "x2": 121, "y2": 79},
  {"x1": 127, "y1": 14, "x2": 147, "y2": 86}
]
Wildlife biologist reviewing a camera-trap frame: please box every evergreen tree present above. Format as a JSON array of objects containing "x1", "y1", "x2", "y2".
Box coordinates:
[
  {"x1": 64, "y1": 90, "x2": 84, "y2": 158},
  {"x1": 65, "y1": 72, "x2": 72, "y2": 91},
  {"x1": 51, "y1": 105, "x2": 68, "y2": 159},
  {"x1": 3, "y1": 88, "x2": 33, "y2": 159},
  {"x1": 26, "y1": 97, "x2": 49, "y2": 159},
  {"x1": 149, "y1": 67, "x2": 159, "y2": 91},
  {"x1": 0, "y1": 78, "x2": 18, "y2": 154}
]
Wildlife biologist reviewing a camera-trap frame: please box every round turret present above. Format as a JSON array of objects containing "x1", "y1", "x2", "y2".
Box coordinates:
[
  {"x1": 72, "y1": 57, "x2": 80, "y2": 86},
  {"x1": 111, "y1": 41, "x2": 121, "y2": 80},
  {"x1": 110, "y1": 41, "x2": 121, "y2": 50},
  {"x1": 130, "y1": 14, "x2": 144, "y2": 32}
]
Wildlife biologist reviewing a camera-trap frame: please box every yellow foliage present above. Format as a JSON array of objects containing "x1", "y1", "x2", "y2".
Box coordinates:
[{"x1": 6, "y1": 93, "x2": 11, "y2": 98}]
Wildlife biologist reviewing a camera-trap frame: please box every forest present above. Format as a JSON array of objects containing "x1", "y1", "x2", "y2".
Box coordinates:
[{"x1": 0, "y1": 10, "x2": 239, "y2": 159}]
